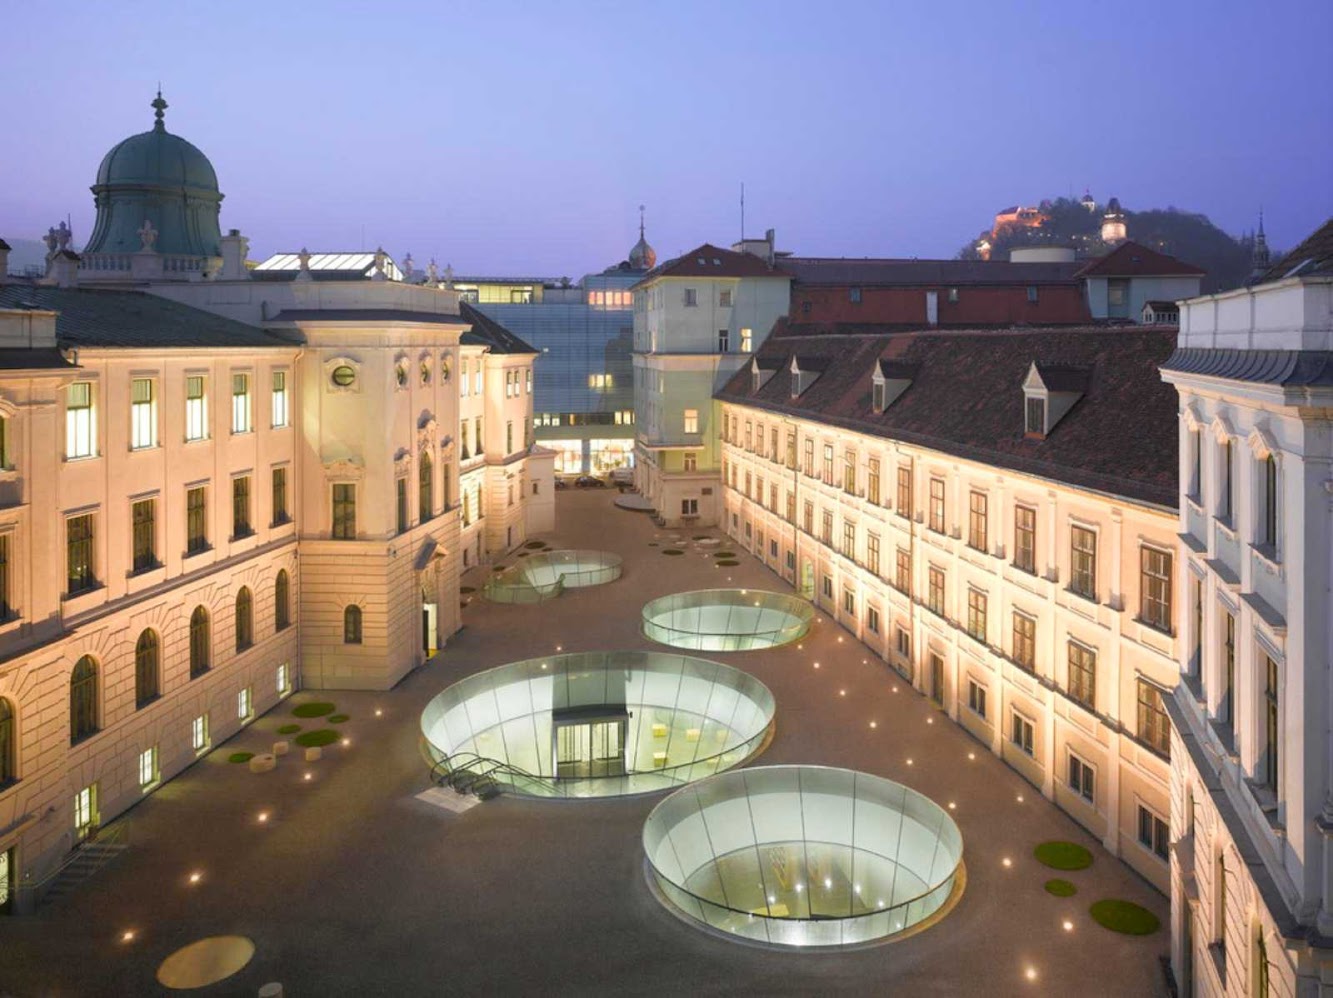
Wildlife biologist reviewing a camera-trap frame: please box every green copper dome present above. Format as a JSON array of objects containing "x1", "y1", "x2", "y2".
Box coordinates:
[{"x1": 84, "y1": 93, "x2": 224, "y2": 261}]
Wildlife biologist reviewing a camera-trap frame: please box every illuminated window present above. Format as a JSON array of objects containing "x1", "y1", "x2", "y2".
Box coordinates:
[
  {"x1": 1067, "y1": 642, "x2": 1096, "y2": 708},
  {"x1": 1070, "y1": 526, "x2": 1097, "y2": 599},
  {"x1": 683, "y1": 409, "x2": 699, "y2": 434},
  {"x1": 138, "y1": 746, "x2": 158, "y2": 790},
  {"x1": 185, "y1": 376, "x2": 207, "y2": 441},
  {"x1": 237, "y1": 686, "x2": 253, "y2": 722},
  {"x1": 191, "y1": 714, "x2": 209, "y2": 753},
  {"x1": 130, "y1": 378, "x2": 156, "y2": 449},
  {"x1": 272, "y1": 371, "x2": 289, "y2": 426},
  {"x1": 740, "y1": 328, "x2": 753, "y2": 352},
  {"x1": 526, "y1": 368, "x2": 532, "y2": 394},
  {"x1": 460, "y1": 360, "x2": 469, "y2": 397},
  {"x1": 65, "y1": 382, "x2": 95, "y2": 459},
  {"x1": 277, "y1": 662, "x2": 291, "y2": 696},
  {"x1": 231, "y1": 373, "x2": 251, "y2": 434}
]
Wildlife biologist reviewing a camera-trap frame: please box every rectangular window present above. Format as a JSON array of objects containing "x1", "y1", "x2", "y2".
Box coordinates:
[
  {"x1": 896, "y1": 465, "x2": 912, "y2": 517},
  {"x1": 803, "y1": 501, "x2": 814, "y2": 535},
  {"x1": 786, "y1": 491, "x2": 796, "y2": 523},
  {"x1": 74, "y1": 784, "x2": 97, "y2": 836},
  {"x1": 968, "y1": 491, "x2": 987, "y2": 551},
  {"x1": 1221, "y1": 439, "x2": 1234, "y2": 519},
  {"x1": 231, "y1": 373, "x2": 251, "y2": 434},
  {"x1": 331, "y1": 483, "x2": 356, "y2": 540},
  {"x1": 867, "y1": 458, "x2": 881, "y2": 505},
  {"x1": 1011, "y1": 712, "x2": 1034, "y2": 756},
  {"x1": 740, "y1": 328, "x2": 752, "y2": 352},
  {"x1": 1137, "y1": 805, "x2": 1169, "y2": 861},
  {"x1": 843, "y1": 449, "x2": 856, "y2": 494},
  {"x1": 872, "y1": 381, "x2": 886, "y2": 412},
  {"x1": 1261, "y1": 456, "x2": 1278, "y2": 549},
  {"x1": 770, "y1": 427, "x2": 778, "y2": 462},
  {"x1": 130, "y1": 378, "x2": 156, "y2": 449},
  {"x1": 1070, "y1": 525, "x2": 1096, "y2": 599},
  {"x1": 684, "y1": 453, "x2": 697, "y2": 472},
  {"x1": 684, "y1": 288, "x2": 697, "y2": 307},
  {"x1": 1223, "y1": 611, "x2": 1236, "y2": 727},
  {"x1": 1026, "y1": 285, "x2": 1039, "y2": 303},
  {"x1": 821, "y1": 510, "x2": 833, "y2": 545},
  {"x1": 822, "y1": 445, "x2": 834, "y2": 484},
  {"x1": 271, "y1": 467, "x2": 289, "y2": 525},
  {"x1": 719, "y1": 289, "x2": 733, "y2": 307},
  {"x1": 191, "y1": 714, "x2": 209, "y2": 753},
  {"x1": 232, "y1": 476, "x2": 251, "y2": 537},
  {"x1": 187, "y1": 486, "x2": 207, "y2": 554},
  {"x1": 0, "y1": 535, "x2": 10, "y2": 619},
  {"x1": 237, "y1": 687, "x2": 253, "y2": 722},
  {"x1": 683, "y1": 409, "x2": 699, "y2": 434},
  {"x1": 460, "y1": 360, "x2": 469, "y2": 397},
  {"x1": 1014, "y1": 506, "x2": 1036, "y2": 573},
  {"x1": 867, "y1": 606, "x2": 880, "y2": 634},
  {"x1": 475, "y1": 417, "x2": 483, "y2": 455},
  {"x1": 1068, "y1": 753, "x2": 1095, "y2": 803},
  {"x1": 138, "y1": 746, "x2": 158, "y2": 790},
  {"x1": 928, "y1": 478, "x2": 945, "y2": 533},
  {"x1": 1140, "y1": 547, "x2": 1173, "y2": 631},
  {"x1": 473, "y1": 368, "x2": 482, "y2": 396},
  {"x1": 842, "y1": 522, "x2": 855, "y2": 560},
  {"x1": 1136, "y1": 680, "x2": 1171, "y2": 758},
  {"x1": 866, "y1": 533, "x2": 881, "y2": 576},
  {"x1": 1012, "y1": 612, "x2": 1036, "y2": 671},
  {"x1": 967, "y1": 679, "x2": 987, "y2": 719},
  {"x1": 821, "y1": 575, "x2": 833, "y2": 599},
  {"x1": 185, "y1": 375, "x2": 207, "y2": 441},
  {"x1": 1264, "y1": 656, "x2": 1279, "y2": 791},
  {"x1": 966, "y1": 589, "x2": 987, "y2": 642},
  {"x1": 842, "y1": 588, "x2": 855, "y2": 616},
  {"x1": 803, "y1": 439, "x2": 814, "y2": 477},
  {"x1": 506, "y1": 421, "x2": 513, "y2": 454},
  {"x1": 1025, "y1": 396, "x2": 1045, "y2": 436},
  {"x1": 681, "y1": 498, "x2": 698, "y2": 516},
  {"x1": 1068, "y1": 642, "x2": 1096, "y2": 709},
  {"x1": 745, "y1": 422, "x2": 753, "y2": 450},
  {"x1": 277, "y1": 663, "x2": 291, "y2": 696},
  {"x1": 849, "y1": 287, "x2": 862, "y2": 303},
  {"x1": 131, "y1": 498, "x2": 155, "y2": 572},
  {"x1": 65, "y1": 381, "x2": 95, "y2": 459},
  {"x1": 66, "y1": 513, "x2": 94, "y2": 594},
  {"x1": 271, "y1": 371, "x2": 289, "y2": 427},
  {"x1": 396, "y1": 478, "x2": 409, "y2": 534},
  {"x1": 896, "y1": 627, "x2": 911, "y2": 658},
  {"x1": 927, "y1": 567, "x2": 945, "y2": 616},
  {"x1": 895, "y1": 548, "x2": 911, "y2": 594},
  {"x1": 718, "y1": 329, "x2": 729, "y2": 352}
]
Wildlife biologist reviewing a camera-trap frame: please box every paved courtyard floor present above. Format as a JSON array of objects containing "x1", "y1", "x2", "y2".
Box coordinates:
[{"x1": 1, "y1": 490, "x2": 1170, "y2": 996}]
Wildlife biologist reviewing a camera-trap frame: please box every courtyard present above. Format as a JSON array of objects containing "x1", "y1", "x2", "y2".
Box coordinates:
[{"x1": 0, "y1": 489, "x2": 1170, "y2": 996}]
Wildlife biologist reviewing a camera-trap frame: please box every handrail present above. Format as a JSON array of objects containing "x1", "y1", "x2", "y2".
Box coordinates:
[{"x1": 20, "y1": 822, "x2": 127, "y2": 894}]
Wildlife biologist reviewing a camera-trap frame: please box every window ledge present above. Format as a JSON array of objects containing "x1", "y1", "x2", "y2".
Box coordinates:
[
  {"x1": 1133, "y1": 616, "x2": 1174, "y2": 638},
  {"x1": 1065, "y1": 587, "x2": 1098, "y2": 606},
  {"x1": 1185, "y1": 494, "x2": 1204, "y2": 514},
  {"x1": 63, "y1": 453, "x2": 100, "y2": 464},
  {"x1": 128, "y1": 444, "x2": 160, "y2": 454},
  {"x1": 184, "y1": 544, "x2": 212, "y2": 560},
  {"x1": 1251, "y1": 544, "x2": 1282, "y2": 573},
  {"x1": 1243, "y1": 780, "x2": 1285, "y2": 833},
  {"x1": 1214, "y1": 516, "x2": 1237, "y2": 541}
]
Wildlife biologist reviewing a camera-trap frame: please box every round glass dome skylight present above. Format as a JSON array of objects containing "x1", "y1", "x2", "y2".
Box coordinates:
[{"x1": 642, "y1": 589, "x2": 814, "y2": 652}]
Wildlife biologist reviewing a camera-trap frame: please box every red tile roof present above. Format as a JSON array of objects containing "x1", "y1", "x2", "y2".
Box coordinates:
[
  {"x1": 1074, "y1": 241, "x2": 1204, "y2": 278},
  {"x1": 782, "y1": 257, "x2": 1084, "y2": 286},
  {"x1": 633, "y1": 243, "x2": 788, "y2": 286},
  {"x1": 717, "y1": 324, "x2": 1180, "y2": 508}
]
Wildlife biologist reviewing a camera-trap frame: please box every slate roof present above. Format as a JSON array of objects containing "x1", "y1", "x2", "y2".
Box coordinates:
[
  {"x1": 268, "y1": 309, "x2": 469, "y2": 327},
  {"x1": 1258, "y1": 217, "x2": 1333, "y2": 283},
  {"x1": 459, "y1": 301, "x2": 538, "y2": 355},
  {"x1": 1143, "y1": 300, "x2": 1179, "y2": 311},
  {"x1": 0, "y1": 348, "x2": 74, "y2": 371},
  {"x1": 1161, "y1": 348, "x2": 1333, "y2": 387},
  {"x1": 632, "y1": 243, "x2": 787, "y2": 287},
  {"x1": 1074, "y1": 241, "x2": 1204, "y2": 278},
  {"x1": 781, "y1": 257, "x2": 1083, "y2": 286},
  {"x1": 0, "y1": 285, "x2": 297, "y2": 349},
  {"x1": 717, "y1": 324, "x2": 1180, "y2": 508}
]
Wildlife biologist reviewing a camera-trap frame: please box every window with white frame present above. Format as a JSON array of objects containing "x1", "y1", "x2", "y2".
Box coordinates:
[
  {"x1": 231, "y1": 373, "x2": 251, "y2": 434},
  {"x1": 740, "y1": 328, "x2": 753, "y2": 352},
  {"x1": 138, "y1": 746, "x2": 158, "y2": 790},
  {"x1": 683, "y1": 452, "x2": 697, "y2": 472},
  {"x1": 1010, "y1": 711, "x2": 1034, "y2": 756},
  {"x1": 681, "y1": 498, "x2": 698, "y2": 516},
  {"x1": 719, "y1": 289, "x2": 733, "y2": 307},
  {"x1": 130, "y1": 378, "x2": 156, "y2": 449},
  {"x1": 967, "y1": 678, "x2": 987, "y2": 719},
  {"x1": 190, "y1": 713, "x2": 209, "y2": 753},
  {"x1": 65, "y1": 382, "x2": 95, "y2": 459},
  {"x1": 896, "y1": 626, "x2": 910, "y2": 658},
  {"x1": 1068, "y1": 752, "x2": 1095, "y2": 803},
  {"x1": 460, "y1": 360, "x2": 469, "y2": 397},
  {"x1": 74, "y1": 783, "x2": 97, "y2": 836},
  {"x1": 1137, "y1": 804, "x2": 1169, "y2": 861},
  {"x1": 237, "y1": 687, "x2": 253, "y2": 722},
  {"x1": 185, "y1": 376, "x2": 207, "y2": 441},
  {"x1": 683, "y1": 288, "x2": 697, "y2": 307},
  {"x1": 277, "y1": 662, "x2": 291, "y2": 696},
  {"x1": 272, "y1": 371, "x2": 289, "y2": 427},
  {"x1": 683, "y1": 409, "x2": 699, "y2": 434},
  {"x1": 867, "y1": 605, "x2": 880, "y2": 634},
  {"x1": 842, "y1": 588, "x2": 855, "y2": 616}
]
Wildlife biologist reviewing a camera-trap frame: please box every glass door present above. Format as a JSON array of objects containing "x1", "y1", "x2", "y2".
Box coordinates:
[{"x1": 0, "y1": 848, "x2": 11, "y2": 914}]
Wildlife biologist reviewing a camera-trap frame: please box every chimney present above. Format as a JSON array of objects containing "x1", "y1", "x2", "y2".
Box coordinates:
[
  {"x1": 765, "y1": 228, "x2": 776, "y2": 266},
  {"x1": 42, "y1": 250, "x2": 80, "y2": 288},
  {"x1": 0, "y1": 239, "x2": 9, "y2": 283},
  {"x1": 219, "y1": 229, "x2": 250, "y2": 280}
]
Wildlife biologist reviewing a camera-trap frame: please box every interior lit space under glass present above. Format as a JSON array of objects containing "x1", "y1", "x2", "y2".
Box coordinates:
[
  {"x1": 641, "y1": 590, "x2": 815, "y2": 651},
  {"x1": 484, "y1": 549, "x2": 623, "y2": 603},
  {"x1": 420, "y1": 651, "x2": 775, "y2": 798},
  {"x1": 642, "y1": 766, "x2": 964, "y2": 948}
]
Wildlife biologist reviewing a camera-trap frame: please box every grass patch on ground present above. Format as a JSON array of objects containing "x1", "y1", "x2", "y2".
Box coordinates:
[
  {"x1": 647, "y1": 542, "x2": 658, "y2": 547},
  {"x1": 277, "y1": 724, "x2": 301, "y2": 735},
  {"x1": 662, "y1": 549, "x2": 684, "y2": 555},
  {"x1": 460, "y1": 586, "x2": 475, "y2": 594},
  {"x1": 227, "y1": 752, "x2": 254, "y2": 764},
  {"x1": 328, "y1": 714, "x2": 349, "y2": 724},
  {"x1": 715, "y1": 560, "x2": 740, "y2": 567},
  {"x1": 693, "y1": 535, "x2": 709, "y2": 541},
  {"x1": 493, "y1": 565, "x2": 506, "y2": 572},
  {"x1": 1044, "y1": 878, "x2": 1078, "y2": 897},
  {"x1": 1034, "y1": 841, "x2": 1094, "y2": 871},
  {"x1": 294, "y1": 729, "x2": 340, "y2": 748},
  {"x1": 292, "y1": 702, "x2": 336, "y2": 719},
  {"x1": 525, "y1": 540, "x2": 547, "y2": 549},
  {"x1": 1089, "y1": 899, "x2": 1160, "y2": 935},
  {"x1": 713, "y1": 551, "x2": 736, "y2": 559}
]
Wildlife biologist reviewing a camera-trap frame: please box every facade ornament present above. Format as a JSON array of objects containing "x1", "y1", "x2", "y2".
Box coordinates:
[
  {"x1": 427, "y1": 258, "x2": 438, "y2": 284},
  {"x1": 372, "y1": 246, "x2": 387, "y2": 281},
  {"x1": 295, "y1": 247, "x2": 313, "y2": 283},
  {"x1": 402, "y1": 252, "x2": 414, "y2": 280},
  {"x1": 55, "y1": 221, "x2": 72, "y2": 251},
  {"x1": 443, "y1": 263, "x2": 454, "y2": 289},
  {"x1": 137, "y1": 219, "x2": 158, "y2": 252},
  {"x1": 43, "y1": 227, "x2": 58, "y2": 256},
  {"x1": 322, "y1": 457, "x2": 365, "y2": 481}
]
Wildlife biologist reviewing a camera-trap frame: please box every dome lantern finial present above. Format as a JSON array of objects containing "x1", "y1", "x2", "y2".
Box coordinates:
[{"x1": 151, "y1": 88, "x2": 168, "y2": 132}]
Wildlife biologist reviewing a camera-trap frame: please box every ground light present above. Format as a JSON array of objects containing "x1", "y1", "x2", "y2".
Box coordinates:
[
  {"x1": 188, "y1": 871, "x2": 203, "y2": 885},
  {"x1": 121, "y1": 930, "x2": 136, "y2": 943}
]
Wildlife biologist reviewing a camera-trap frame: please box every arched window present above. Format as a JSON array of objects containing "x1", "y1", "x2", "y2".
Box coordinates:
[
  {"x1": 343, "y1": 605, "x2": 363, "y2": 644},
  {"x1": 442, "y1": 464, "x2": 451, "y2": 510},
  {"x1": 0, "y1": 698, "x2": 14, "y2": 786},
  {"x1": 274, "y1": 570, "x2": 290, "y2": 631},
  {"x1": 462, "y1": 490, "x2": 471, "y2": 526},
  {"x1": 70, "y1": 655, "x2": 98, "y2": 744},
  {"x1": 419, "y1": 451, "x2": 434, "y2": 522},
  {"x1": 135, "y1": 629, "x2": 159, "y2": 708},
  {"x1": 189, "y1": 606, "x2": 210, "y2": 678},
  {"x1": 235, "y1": 587, "x2": 253, "y2": 651}
]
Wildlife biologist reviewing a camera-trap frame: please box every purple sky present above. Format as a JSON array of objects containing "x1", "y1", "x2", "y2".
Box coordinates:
[{"x1": 2, "y1": 0, "x2": 1330, "y2": 277}]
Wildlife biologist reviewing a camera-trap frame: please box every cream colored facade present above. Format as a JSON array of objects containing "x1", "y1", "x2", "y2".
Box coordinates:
[
  {"x1": 719, "y1": 402, "x2": 1181, "y2": 892},
  {"x1": 1162, "y1": 268, "x2": 1333, "y2": 997}
]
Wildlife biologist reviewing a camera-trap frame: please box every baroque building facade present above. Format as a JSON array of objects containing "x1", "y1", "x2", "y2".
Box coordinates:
[{"x1": 0, "y1": 97, "x2": 551, "y2": 912}]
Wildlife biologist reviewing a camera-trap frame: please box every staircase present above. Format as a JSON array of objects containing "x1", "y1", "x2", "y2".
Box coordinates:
[{"x1": 37, "y1": 839, "x2": 128, "y2": 907}]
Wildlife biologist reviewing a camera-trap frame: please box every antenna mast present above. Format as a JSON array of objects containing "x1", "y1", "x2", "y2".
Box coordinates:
[{"x1": 740, "y1": 182, "x2": 745, "y2": 242}]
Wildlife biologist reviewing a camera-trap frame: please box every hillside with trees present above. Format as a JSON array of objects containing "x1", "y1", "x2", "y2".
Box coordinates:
[{"x1": 959, "y1": 197, "x2": 1263, "y2": 293}]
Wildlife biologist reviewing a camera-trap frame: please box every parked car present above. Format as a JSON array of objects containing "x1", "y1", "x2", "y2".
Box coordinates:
[
  {"x1": 610, "y1": 467, "x2": 634, "y2": 485},
  {"x1": 554, "y1": 477, "x2": 570, "y2": 490},
  {"x1": 574, "y1": 475, "x2": 607, "y2": 489}
]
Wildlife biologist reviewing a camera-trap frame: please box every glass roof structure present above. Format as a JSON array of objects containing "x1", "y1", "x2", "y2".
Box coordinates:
[
  {"x1": 642, "y1": 589, "x2": 814, "y2": 652},
  {"x1": 252, "y1": 252, "x2": 405, "y2": 281},
  {"x1": 484, "y1": 549, "x2": 622, "y2": 603},
  {"x1": 643, "y1": 766, "x2": 964, "y2": 948},
  {"x1": 421, "y1": 651, "x2": 774, "y2": 799}
]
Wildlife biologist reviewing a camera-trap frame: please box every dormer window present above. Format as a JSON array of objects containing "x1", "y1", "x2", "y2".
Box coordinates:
[
  {"x1": 750, "y1": 357, "x2": 778, "y2": 395},
  {"x1": 872, "y1": 381, "x2": 886, "y2": 412},
  {"x1": 1023, "y1": 362, "x2": 1089, "y2": 439},
  {"x1": 870, "y1": 360, "x2": 916, "y2": 414},
  {"x1": 1025, "y1": 397, "x2": 1046, "y2": 436},
  {"x1": 790, "y1": 370, "x2": 801, "y2": 398}
]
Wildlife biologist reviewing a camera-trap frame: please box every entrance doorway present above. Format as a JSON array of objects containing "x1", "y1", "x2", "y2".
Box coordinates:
[
  {"x1": 422, "y1": 602, "x2": 438, "y2": 657},
  {"x1": 0, "y1": 848, "x2": 11, "y2": 914},
  {"x1": 553, "y1": 712, "x2": 628, "y2": 779},
  {"x1": 929, "y1": 652, "x2": 945, "y2": 707},
  {"x1": 800, "y1": 560, "x2": 815, "y2": 601}
]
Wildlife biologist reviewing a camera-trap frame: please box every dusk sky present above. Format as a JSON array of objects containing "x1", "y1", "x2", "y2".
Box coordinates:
[{"x1": 2, "y1": 0, "x2": 1330, "y2": 277}]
